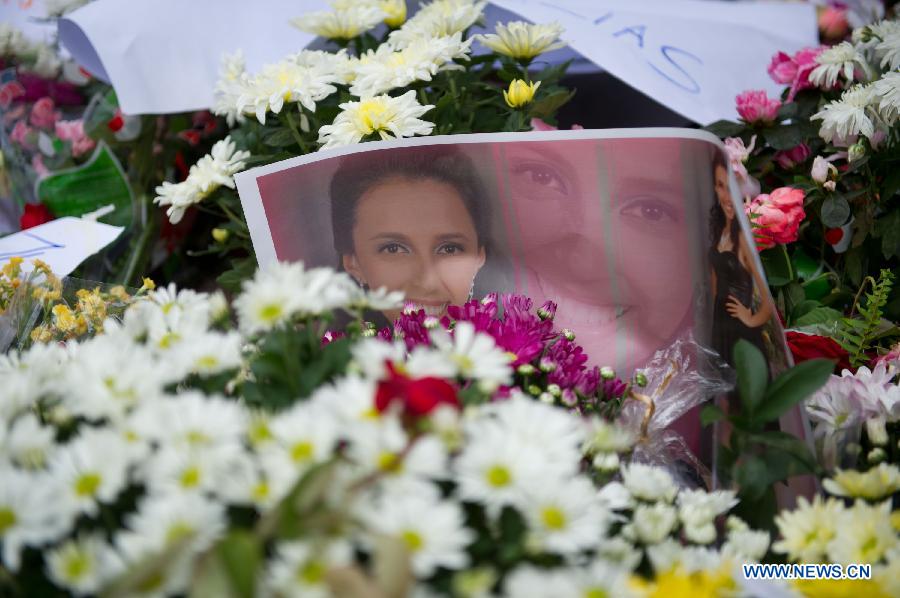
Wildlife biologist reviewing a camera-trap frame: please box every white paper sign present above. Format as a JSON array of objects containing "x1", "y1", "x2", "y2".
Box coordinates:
[
  {"x1": 0, "y1": 217, "x2": 123, "y2": 277},
  {"x1": 58, "y1": 0, "x2": 816, "y2": 123},
  {"x1": 489, "y1": 0, "x2": 817, "y2": 125},
  {"x1": 0, "y1": 0, "x2": 56, "y2": 44}
]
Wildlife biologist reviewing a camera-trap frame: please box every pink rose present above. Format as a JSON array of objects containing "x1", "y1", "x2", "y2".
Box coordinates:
[
  {"x1": 735, "y1": 90, "x2": 781, "y2": 124},
  {"x1": 819, "y1": 6, "x2": 849, "y2": 40},
  {"x1": 55, "y1": 119, "x2": 96, "y2": 157},
  {"x1": 768, "y1": 46, "x2": 824, "y2": 101},
  {"x1": 746, "y1": 187, "x2": 806, "y2": 250},
  {"x1": 774, "y1": 143, "x2": 811, "y2": 170},
  {"x1": 10, "y1": 120, "x2": 34, "y2": 148},
  {"x1": 29, "y1": 97, "x2": 58, "y2": 130}
]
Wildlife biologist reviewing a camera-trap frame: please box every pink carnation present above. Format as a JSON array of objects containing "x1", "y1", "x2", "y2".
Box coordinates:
[
  {"x1": 745, "y1": 187, "x2": 806, "y2": 251},
  {"x1": 774, "y1": 143, "x2": 811, "y2": 170},
  {"x1": 736, "y1": 90, "x2": 781, "y2": 124},
  {"x1": 55, "y1": 119, "x2": 96, "y2": 157},
  {"x1": 29, "y1": 97, "x2": 58, "y2": 130},
  {"x1": 767, "y1": 46, "x2": 824, "y2": 101},
  {"x1": 9, "y1": 120, "x2": 34, "y2": 148}
]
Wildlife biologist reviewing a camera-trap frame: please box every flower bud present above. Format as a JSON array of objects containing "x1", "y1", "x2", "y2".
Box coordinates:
[
  {"x1": 847, "y1": 142, "x2": 866, "y2": 162},
  {"x1": 538, "y1": 392, "x2": 555, "y2": 404},
  {"x1": 504, "y1": 79, "x2": 540, "y2": 109},
  {"x1": 547, "y1": 383, "x2": 561, "y2": 397},
  {"x1": 635, "y1": 371, "x2": 648, "y2": 387},
  {"x1": 212, "y1": 227, "x2": 230, "y2": 243},
  {"x1": 517, "y1": 364, "x2": 535, "y2": 376},
  {"x1": 561, "y1": 388, "x2": 578, "y2": 407},
  {"x1": 867, "y1": 447, "x2": 886, "y2": 464},
  {"x1": 811, "y1": 155, "x2": 837, "y2": 184},
  {"x1": 424, "y1": 316, "x2": 441, "y2": 329},
  {"x1": 537, "y1": 300, "x2": 557, "y2": 320},
  {"x1": 562, "y1": 329, "x2": 575, "y2": 341},
  {"x1": 539, "y1": 358, "x2": 556, "y2": 373},
  {"x1": 600, "y1": 366, "x2": 615, "y2": 380},
  {"x1": 866, "y1": 418, "x2": 888, "y2": 446},
  {"x1": 527, "y1": 384, "x2": 541, "y2": 396},
  {"x1": 592, "y1": 452, "x2": 619, "y2": 472}
]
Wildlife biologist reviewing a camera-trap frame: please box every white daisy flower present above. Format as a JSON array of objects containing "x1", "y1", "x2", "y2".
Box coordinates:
[
  {"x1": 291, "y1": 6, "x2": 386, "y2": 40},
  {"x1": 311, "y1": 373, "x2": 380, "y2": 425},
  {"x1": 619, "y1": 463, "x2": 678, "y2": 504},
  {"x1": 570, "y1": 561, "x2": 639, "y2": 598},
  {"x1": 0, "y1": 467, "x2": 72, "y2": 570},
  {"x1": 141, "y1": 444, "x2": 248, "y2": 498},
  {"x1": 362, "y1": 490, "x2": 474, "y2": 577},
  {"x1": 317, "y1": 90, "x2": 435, "y2": 150},
  {"x1": 809, "y1": 41, "x2": 871, "y2": 88},
  {"x1": 812, "y1": 84, "x2": 877, "y2": 143},
  {"x1": 3, "y1": 413, "x2": 55, "y2": 469},
  {"x1": 388, "y1": 0, "x2": 486, "y2": 48},
  {"x1": 874, "y1": 71, "x2": 900, "y2": 121},
  {"x1": 827, "y1": 499, "x2": 897, "y2": 565},
  {"x1": 168, "y1": 330, "x2": 243, "y2": 378},
  {"x1": 45, "y1": 534, "x2": 122, "y2": 596},
  {"x1": 823, "y1": 463, "x2": 900, "y2": 501},
  {"x1": 502, "y1": 566, "x2": 581, "y2": 597},
  {"x1": 349, "y1": 338, "x2": 407, "y2": 380},
  {"x1": 596, "y1": 481, "x2": 634, "y2": 512},
  {"x1": 520, "y1": 476, "x2": 609, "y2": 555},
  {"x1": 773, "y1": 495, "x2": 844, "y2": 562},
  {"x1": 431, "y1": 321, "x2": 512, "y2": 391},
  {"x1": 477, "y1": 21, "x2": 566, "y2": 61},
  {"x1": 50, "y1": 429, "x2": 132, "y2": 517},
  {"x1": 130, "y1": 392, "x2": 246, "y2": 451},
  {"x1": 265, "y1": 539, "x2": 354, "y2": 598},
  {"x1": 349, "y1": 33, "x2": 472, "y2": 97},
  {"x1": 677, "y1": 489, "x2": 739, "y2": 545},
  {"x1": 629, "y1": 502, "x2": 678, "y2": 545},
  {"x1": 269, "y1": 401, "x2": 340, "y2": 470},
  {"x1": 875, "y1": 30, "x2": 900, "y2": 70},
  {"x1": 722, "y1": 527, "x2": 770, "y2": 562},
  {"x1": 236, "y1": 59, "x2": 339, "y2": 125}
]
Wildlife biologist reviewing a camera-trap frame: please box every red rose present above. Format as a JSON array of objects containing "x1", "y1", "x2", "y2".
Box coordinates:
[
  {"x1": 19, "y1": 203, "x2": 55, "y2": 230},
  {"x1": 375, "y1": 362, "x2": 460, "y2": 417},
  {"x1": 786, "y1": 331, "x2": 851, "y2": 373}
]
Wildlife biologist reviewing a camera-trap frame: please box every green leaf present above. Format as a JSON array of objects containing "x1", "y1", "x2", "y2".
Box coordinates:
[
  {"x1": 528, "y1": 89, "x2": 576, "y2": 120},
  {"x1": 734, "y1": 455, "x2": 769, "y2": 501},
  {"x1": 262, "y1": 127, "x2": 299, "y2": 148},
  {"x1": 746, "y1": 430, "x2": 818, "y2": 473},
  {"x1": 821, "y1": 195, "x2": 851, "y2": 227},
  {"x1": 874, "y1": 211, "x2": 900, "y2": 259},
  {"x1": 700, "y1": 404, "x2": 726, "y2": 427},
  {"x1": 844, "y1": 247, "x2": 864, "y2": 287},
  {"x1": 880, "y1": 166, "x2": 900, "y2": 201},
  {"x1": 794, "y1": 306, "x2": 844, "y2": 327},
  {"x1": 217, "y1": 532, "x2": 261, "y2": 598},
  {"x1": 760, "y1": 247, "x2": 794, "y2": 286},
  {"x1": 705, "y1": 120, "x2": 745, "y2": 138},
  {"x1": 763, "y1": 123, "x2": 813, "y2": 150},
  {"x1": 754, "y1": 359, "x2": 834, "y2": 422},
  {"x1": 217, "y1": 257, "x2": 257, "y2": 293},
  {"x1": 734, "y1": 340, "x2": 768, "y2": 416}
]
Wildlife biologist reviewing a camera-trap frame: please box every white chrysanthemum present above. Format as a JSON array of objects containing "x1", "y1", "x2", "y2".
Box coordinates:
[
  {"x1": 311, "y1": 373, "x2": 380, "y2": 425},
  {"x1": 455, "y1": 422, "x2": 546, "y2": 513},
  {"x1": 349, "y1": 33, "x2": 471, "y2": 97},
  {"x1": 50, "y1": 429, "x2": 132, "y2": 517},
  {"x1": 291, "y1": 6, "x2": 386, "y2": 40},
  {"x1": 0, "y1": 343, "x2": 69, "y2": 419},
  {"x1": 596, "y1": 481, "x2": 634, "y2": 511},
  {"x1": 265, "y1": 540, "x2": 354, "y2": 598},
  {"x1": 153, "y1": 136, "x2": 249, "y2": 224},
  {"x1": 812, "y1": 84, "x2": 877, "y2": 143},
  {"x1": 502, "y1": 566, "x2": 581, "y2": 597},
  {"x1": 628, "y1": 502, "x2": 678, "y2": 545},
  {"x1": 874, "y1": 71, "x2": 900, "y2": 121},
  {"x1": 141, "y1": 444, "x2": 251, "y2": 498},
  {"x1": 116, "y1": 492, "x2": 226, "y2": 595},
  {"x1": 349, "y1": 338, "x2": 407, "y2": 380},
  {"x1": 809, "y1": 41, "x2": 870, "y2": 88},
  {"x1": 431, "y1": 321, "x2": 512, "y2": 391},
  {"x1": 823, "y1": 463, "x2": 900, "y2": 501},
  {"x1": 520, "y1": 476, "x2": 608, "y2": 555},
  {"x1": 722, "y1": 526, "x2": 770, "y2": 562},
  {"x1": 619, "y1": 463, "x2": 678, "y2": 503},
  {"x1": 240, "y1": 448, "x2": 298, "y2": 509},
  {"x1": 237, "y1": 59, "x2": 339, "y2": 125},
  {"x1": 269, "y1": 401, "x2": 340, "y2": 470},
  {"x1": 0, "y1": 467, "x2": 72, "y2": 570},
  {"x1": 317, "y1": 90, "x2": 434, "y2": 150},
  {"x1": 677, "y1": 489, "x2": 739, "y2": 545},
  {"x1": 875, "y1": 30, "x2": 900, "y2": 70},
  {"x1": 362, "y1": 490, "x2": 474, "y2": 577},
  {"x1": 478, "y1": 21, "x2": 565, "y2": 60},
  {"x1": 168, "y1": 330, "x2": 243, "y2": 378},
  {"x1": 773, "y1": 495, "x2": 844, "y2": 562},
  {"x1": 213, "y1": 51, "x2": 249, "y2": 125},
  {"x1": 46, "y1": 534, "x2": 122, "y2": 596},
  {"x1": 3, "y1": 413, "x2": 55, "y2": 469},
  {"x1": 388, "y1": 0, "x2": 486, "y2": 48},
  {"x1": 130, "y1": 392, "x2": 246, "y2": 451},
  {"x1": 827, "y1": 500, "x2": 897, "y2": 565}
]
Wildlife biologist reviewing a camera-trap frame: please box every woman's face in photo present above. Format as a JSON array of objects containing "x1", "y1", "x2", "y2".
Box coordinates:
[
  {"x1": 714, "y1": 164, "x2": 735, "y2": 220},
  {"x1": 343, "y1": 176, "x2": 486, "y2": 321},
  {"x1": 503, "y1": 139, "x2": 693, "y2": 372}
]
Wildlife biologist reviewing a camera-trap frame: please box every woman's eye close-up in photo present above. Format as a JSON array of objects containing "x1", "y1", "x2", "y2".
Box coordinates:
[{"x1": 511, "y1": 161, "x2": 569, "y2": 198}]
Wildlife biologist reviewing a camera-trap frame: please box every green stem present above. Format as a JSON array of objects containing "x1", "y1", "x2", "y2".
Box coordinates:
[
  {"x1": 119, "y1": 195, "x2": 159, "y2": 287},
  {"x1": 284, "y1": 110, "x2": 312, "y2": 154},
  {"x1": 220, "y1": 202, "x2": 249, "y2": 233},
  {"x1": 780, "y1": 244, "x2": 795, "y2": 283}
]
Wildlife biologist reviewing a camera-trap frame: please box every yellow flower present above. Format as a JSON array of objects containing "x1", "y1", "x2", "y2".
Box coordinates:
[
  {"x1": 211, "y1": 228, "x2": 230, "y2": 243},
  {"x1": 822, "y1": 463, "x2": 900, "y2": 501},
  {"x1": 504, "y1": 79, "x2": 540, "y2": 108},
  {"x1": 633, "y1": 565, "x2": 736, "y2": 598},
  {"x1": 140, "y1": 278, "x2": 156, "y2": 292},
  {"x1": 109, "y1": 286, "x2": 130, "y2": 301},
  {"x1": 792, "y1": 578, "x2": 890, "y2": 598},
  {"x1": 2, "y1": 256, "x2": 23, "y2": 279},
  {"x1": 52, "y1": 304, "x2": 77, "y2": 333},
  {"x1": 30, "y1": 324, "x2": 53, "y2": 343},
  {"x1": 379, "y1": 0, "x2": 406, "y2": 27},
  {"x1": 479, "y1": 21, "x2": 565, "y2": 61}
]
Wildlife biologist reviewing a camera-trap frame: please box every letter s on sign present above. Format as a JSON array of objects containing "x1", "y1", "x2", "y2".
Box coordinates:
[{"x1": 647, "y1": 45, "x2": 702, "y2": 94}]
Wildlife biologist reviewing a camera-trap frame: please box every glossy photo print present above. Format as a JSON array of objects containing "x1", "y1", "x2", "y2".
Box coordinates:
[{"x1": 236, "y1": 129, "x2": 789, "y2": 379}]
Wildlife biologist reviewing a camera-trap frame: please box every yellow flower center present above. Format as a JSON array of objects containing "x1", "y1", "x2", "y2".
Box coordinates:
[
  {"x1": 259, "y1": 303, "x2": 283, "y2": 323},
  {"x1": 401, "y1": 530, "x2": 424, "y2": 553},
  {"x1": 74, "y1": 473, "x2": 102, "y2": 498},
  {"x1": 180, "y1": 466, "x2": 202, "y2": 488},
  {"x1": 357, "y1": 99, "x2": 389, "y2": 134},
  {"x1": 583, "y1": 589, "x2": 608, "y2": 598},
  {"x1": 0, "y1": 507, "x2": 17, "y2": 534},
  {"x1": 252, "y1": 481, "x2": 270, "y2": 502},
  {"x1": 196, "y1": 355, "x2": 219, "y2": 369},
  {"x1": 291, "y1": 441, "x2": 315, "y2": 463},
  {"x1": 158, "y1": 331, "x2": 181, "y2": 349},
  {"x1": 186, "y1": 430, "x2": 210, "y2": 446},
  {"x1": 165, "y1": 522, "x2": 195, "y2": 545},
  {"x1": 63, "y1": 551, "x2": 91, "y2": 581},
  {"x1": 541, "y1": 506, "x2": 567, "y2": 530},
  {"x1": 486, "y1": 465, "x2": 511, "y2": 488},
  {"x1": 249, "y1": 421, "x2": 272, "y2": 445},
  {"x1": 298, "y1": 560, "x2": 326, "y2": 585},
  {"x1": 377, "y1": 451, "x2": 403, "y2": 473}
]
